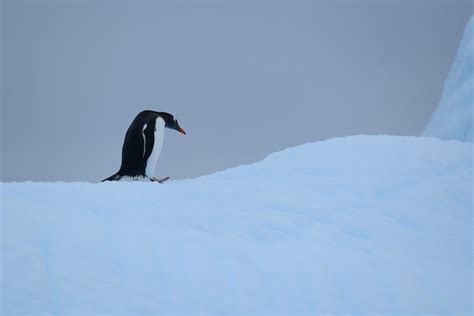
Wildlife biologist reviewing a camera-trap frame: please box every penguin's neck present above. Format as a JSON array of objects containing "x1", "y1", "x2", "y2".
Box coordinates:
[{"x1": 145, "y1": 117, "x2": 166, "y2": 178}]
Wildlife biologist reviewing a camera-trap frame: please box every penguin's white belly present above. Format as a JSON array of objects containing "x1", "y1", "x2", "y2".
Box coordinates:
[{"x1": 145, "y1": 117, "x2": 165, "y2": 178}]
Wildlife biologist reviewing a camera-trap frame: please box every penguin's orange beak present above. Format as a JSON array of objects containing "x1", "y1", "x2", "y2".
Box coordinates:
[{"x1": 177, "y1": 127, "x2": 186, "y2": 135}]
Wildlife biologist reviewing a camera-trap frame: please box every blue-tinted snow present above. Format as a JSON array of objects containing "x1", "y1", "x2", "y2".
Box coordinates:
[
  {"x1": 423, "y1": 16, "x2": 473, "y2": 142},
  {"x1": 1, "y1": 135, "x2": 472, "y2": 315}
]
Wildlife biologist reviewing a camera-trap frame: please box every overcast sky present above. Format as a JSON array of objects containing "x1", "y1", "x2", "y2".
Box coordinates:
[{"x1": 1, "y1": 1, "x2": 471, "y2": 182}]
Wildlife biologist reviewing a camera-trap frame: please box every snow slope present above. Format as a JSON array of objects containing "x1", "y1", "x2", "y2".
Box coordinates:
[
  {"x1": 1, "y1": 135, "x2": 472, "y2": 315},
  {"x1": 423, "y1": 16, "x2": 473, "y2": 142}
]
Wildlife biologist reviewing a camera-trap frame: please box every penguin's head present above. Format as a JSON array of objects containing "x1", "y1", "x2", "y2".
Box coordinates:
[{"x1": 159, "y1": 112, "x2": 186, "y2": 135}]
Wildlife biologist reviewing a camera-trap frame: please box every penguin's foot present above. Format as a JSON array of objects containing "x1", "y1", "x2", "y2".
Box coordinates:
[{"x1": 151, "y1": 176, "x2": 170, "y2": 184}]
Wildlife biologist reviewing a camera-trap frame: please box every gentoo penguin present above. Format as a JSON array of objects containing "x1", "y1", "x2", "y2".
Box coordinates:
[{"x1": 102, "y1": 110, "x2": 186, "y2": 182}]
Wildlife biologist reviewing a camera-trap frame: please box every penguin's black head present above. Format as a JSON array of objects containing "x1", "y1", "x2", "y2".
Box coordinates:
[{"x1": 158, "y1": 112, "x2": 186, "y2": 135}]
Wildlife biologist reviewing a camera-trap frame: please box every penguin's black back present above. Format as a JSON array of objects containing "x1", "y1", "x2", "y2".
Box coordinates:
[
  {"x1": 101, "y1": 111, "x2": 159, "y2": 181},
  {"x1": 119, "y1": 110, "x2": 159, "y2": 177}
]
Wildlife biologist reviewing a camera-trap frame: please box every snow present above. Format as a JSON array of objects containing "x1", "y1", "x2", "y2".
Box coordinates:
[
  {"x1": 423, "y1": 16, "x2": 474, "y2": 142},
  {"x1": 1, "y1": 135, "x2": 472, "y2": 315}
]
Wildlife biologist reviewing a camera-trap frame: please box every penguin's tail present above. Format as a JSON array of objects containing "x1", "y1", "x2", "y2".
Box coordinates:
[{"x1": 101, "y1": 172, "x2": 122, "y2": 182}]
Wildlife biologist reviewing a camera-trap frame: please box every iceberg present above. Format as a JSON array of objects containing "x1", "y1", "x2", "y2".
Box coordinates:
[
  {"x1": 1, "y1": 135, "x2": 472, "y2": 315},
  {"x1": 423, "y1": 16, "x2": 473, "y2": 142}
]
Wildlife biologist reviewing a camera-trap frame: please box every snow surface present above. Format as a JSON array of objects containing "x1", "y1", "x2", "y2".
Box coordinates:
[
  {"x1": 1, "y1": 135, "x2": 472, "y2": 315},
  {"x1": 423, "y1": 16, "x2": 474, "y2": 142}
]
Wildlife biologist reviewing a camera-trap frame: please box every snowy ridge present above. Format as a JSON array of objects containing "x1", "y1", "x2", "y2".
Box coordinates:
[
  {"x1": 423, "y1": 16, "x2": 474, "y2": 142},
  {"x1": 1, "y1": 135, "x2": 472, "y2": 315}
]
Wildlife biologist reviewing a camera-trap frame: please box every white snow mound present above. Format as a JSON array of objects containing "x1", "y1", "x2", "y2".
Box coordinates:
[
  {"x1": 1, "y1": 135, "x2": 472, "y2": 315},
  {"x1": 423, "y1": 16, "x2": 474, "y2": 142}
]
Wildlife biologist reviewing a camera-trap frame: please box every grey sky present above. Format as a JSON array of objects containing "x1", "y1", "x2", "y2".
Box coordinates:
[{"x1": 1, "y1": 1, "x2": 471, "y2": 182}]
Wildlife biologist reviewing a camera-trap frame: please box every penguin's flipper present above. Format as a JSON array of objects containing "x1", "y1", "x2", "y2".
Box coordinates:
[
  {"x1": 151, "y1": 176, "x2": 170, "y2": 184},
  {"x1": 102, "y1": 173, "x2": 122, "y2": 182}
]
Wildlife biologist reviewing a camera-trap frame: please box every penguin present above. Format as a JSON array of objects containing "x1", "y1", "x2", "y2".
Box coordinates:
[{"x1": 102, "y1": 110, "x2": 186, "y2": 182}]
